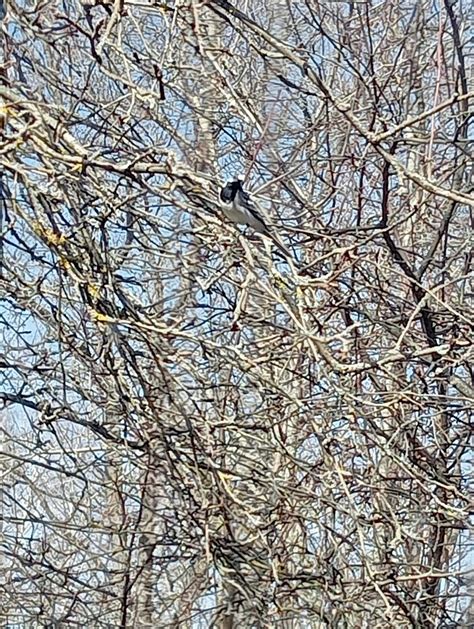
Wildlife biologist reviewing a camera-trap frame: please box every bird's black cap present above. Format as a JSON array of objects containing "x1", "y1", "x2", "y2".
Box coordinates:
[{"x1": 220, "y1": 180, "x2": 242, "y2": 202}]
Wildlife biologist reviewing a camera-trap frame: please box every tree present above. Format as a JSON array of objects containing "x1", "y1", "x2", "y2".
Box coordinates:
[{"x1": 1, "y1": 0, "x2": 472, "y2": 627}]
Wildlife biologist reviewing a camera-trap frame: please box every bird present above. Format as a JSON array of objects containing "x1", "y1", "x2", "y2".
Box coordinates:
[{"x1": 219, "y1": 179, "x2": 293, "y2": 260}]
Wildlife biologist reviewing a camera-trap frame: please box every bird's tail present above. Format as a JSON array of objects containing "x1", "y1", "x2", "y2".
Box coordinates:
[{"x1": 268, "y1": 233, "x2": 296, "y2": 265}]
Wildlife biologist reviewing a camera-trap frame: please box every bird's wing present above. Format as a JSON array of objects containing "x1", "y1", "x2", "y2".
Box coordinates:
[
  {"x1": 239, "y1": 190, "x2": 294, "y2": 262},
  {"x1": 238, "y1": 188, "x2": 257, "y2": 211},
  {"x1": 237, "y1": 189, "x2": 269, "y2": 231}
]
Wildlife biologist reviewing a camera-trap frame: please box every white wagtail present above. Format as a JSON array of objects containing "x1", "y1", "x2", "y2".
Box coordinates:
[{"x1": 219, "y1": 179, "x2": 292, "y2": 260}]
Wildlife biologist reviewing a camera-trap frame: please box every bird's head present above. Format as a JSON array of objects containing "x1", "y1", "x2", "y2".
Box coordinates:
[{"x1": 220, "y1": 179, "x2": 243, "y2": 202}]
